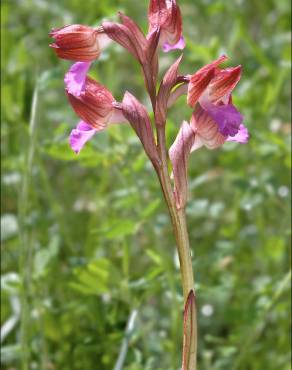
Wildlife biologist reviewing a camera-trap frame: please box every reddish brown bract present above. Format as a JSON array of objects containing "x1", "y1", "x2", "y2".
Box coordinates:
[
  {"x1": 49, "y1": 25, "x2": 100, "y2": 62},
  {"x1": 66, "y1": 77, "x2": 114, "y2": 129}
]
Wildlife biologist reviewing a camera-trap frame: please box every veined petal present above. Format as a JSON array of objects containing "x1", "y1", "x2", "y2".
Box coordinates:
[
  {"x1": 66, "y1": 77, "x2": 115, "y2": 129},
  {"x1": 69, "y1": 121, "x2": 101, "y2": 154},
  {"x1": 209, "y1": 65, "x2": 242, "y2": 102},
  {"x1": 226, "y1": 124, "x2": 249, "y2": 143},
  {"x1": 191, "y1": 106, "x2": 226, "y2": 150},
  {"x1": 64, "y1": 62, "x2": 91, "y2": 97},
  {"x1": 187, "y1": 55, "x2": 228, "y2": 107}
]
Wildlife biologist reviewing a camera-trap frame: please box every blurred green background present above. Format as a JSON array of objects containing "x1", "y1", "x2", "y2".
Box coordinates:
[{"x1": 1, "y1": 0, "x2": 291, "y2": 369}]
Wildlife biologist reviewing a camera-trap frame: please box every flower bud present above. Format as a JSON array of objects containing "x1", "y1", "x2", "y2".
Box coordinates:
[
  {"x1": 49, "y1": 24, "x2": 102, "y2": 62},
  {"x1": 66, "y1": 77, "x2": 115, "y2": 129}
]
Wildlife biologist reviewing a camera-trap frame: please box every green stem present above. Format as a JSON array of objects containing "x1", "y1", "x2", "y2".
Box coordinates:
[
  {"x1": 155, "y1": 126, "x2": 197, "y2": 370},
  {"x1": 18, "y1": 81, "x2": 39, "y2": 370}
]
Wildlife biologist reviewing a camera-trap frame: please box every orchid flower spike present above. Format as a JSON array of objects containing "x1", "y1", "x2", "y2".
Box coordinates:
[
  {"x1": 148, "y1": 0, "x2": 185, "y2": 52},
  {"x1": 49, "y1": 24, "x2": 111, "y2": 62},
  {"x1": 65, "y1": 70, "x2": 124, "y2": 154}
]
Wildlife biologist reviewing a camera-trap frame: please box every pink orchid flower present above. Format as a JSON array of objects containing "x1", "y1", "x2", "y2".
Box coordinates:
[
  {"x1": 186, "y1": 55, "x2": 248, "y2": 144},
  {"x1": 64, "y1": 65, "x2": 124, "y2": 153},
  {"x1": 148, "y1": 0, "x2": 185, "y2": 52},
  {"x1": 169, "y1": 56, "x2": 249, "y2": 208}
]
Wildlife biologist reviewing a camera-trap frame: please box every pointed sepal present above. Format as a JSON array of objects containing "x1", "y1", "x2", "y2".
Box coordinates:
[
  {"x1": 121, "y1": 92, "x2": 160, "y2": 166},
  {"x1": 156, "y1": 55, "x2": 183, "y2": 125}
]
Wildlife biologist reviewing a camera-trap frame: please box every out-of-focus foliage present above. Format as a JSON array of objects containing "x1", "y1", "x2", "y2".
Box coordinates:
[{"x1": 1, "y1": 0, "x2": 291, "y2": 369}]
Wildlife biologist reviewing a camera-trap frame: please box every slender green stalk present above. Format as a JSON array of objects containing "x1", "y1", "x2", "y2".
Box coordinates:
[
  {"x1": 155, "y1": 126, "x2": 197, "y2": 370},
  {"x1": 18, "y1": 81, "x2": 39, "y2": 370}
]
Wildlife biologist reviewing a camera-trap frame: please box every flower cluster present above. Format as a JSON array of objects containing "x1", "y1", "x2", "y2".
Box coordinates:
[{"x1": 50, "y1": 0, "x2": 249, "y2": 208}]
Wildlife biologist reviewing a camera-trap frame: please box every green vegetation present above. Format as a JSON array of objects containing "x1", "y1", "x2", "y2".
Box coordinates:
[{"x1": 1, "y1": 0, "x2": 291, "y2": 369}]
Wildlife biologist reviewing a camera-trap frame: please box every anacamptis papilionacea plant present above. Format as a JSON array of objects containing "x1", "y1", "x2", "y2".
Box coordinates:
[{"x1": 49, "y1": 1, "x2": 249, "y2": 369}]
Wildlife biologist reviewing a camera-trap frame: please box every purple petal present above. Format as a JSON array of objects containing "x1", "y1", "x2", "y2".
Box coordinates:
[
  {"x1": 69, "y1": 121, "x2": 100, "y2": 154},
  {"x1": 226, "y1": 124, "x2": 249, "y2": 143},
  {"x1": 200, "y1": 98, "x2": 243, "y2": 137},
  {"x1": 163, "y1": 36, "x2": 185, "y2": 52},
  {"x1": 64, "y1": 62, "x2": 91, "y2": 97}
]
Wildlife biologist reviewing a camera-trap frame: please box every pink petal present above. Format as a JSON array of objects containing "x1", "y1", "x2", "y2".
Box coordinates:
[
  {"x1": 226, "y1": 124, "x2": 249, "y2": 143},
  {"x1": 191, "y1": 106, "x2": 226, "y2": 150},
  {"x1": 64, "y1": 62, "x2": 91, "y2": 97},
  {"x1": 69, "y1": 121, "x2": 101, "y2": 154},
  {"x1": 163, "y1": 36, "x2": 185, "y2": 52}
]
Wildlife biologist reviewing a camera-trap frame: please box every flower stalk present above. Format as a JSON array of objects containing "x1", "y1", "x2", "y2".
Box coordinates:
[
  {"x1": 49, "y1": 1, "x2": 249, "y2": 368},
  {"x1": 155, "y1": 121, "x2": 197, "y2": 370}
]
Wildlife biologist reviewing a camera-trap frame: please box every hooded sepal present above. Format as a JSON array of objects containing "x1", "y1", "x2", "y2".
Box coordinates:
[
  {"x1": 209, "y1": 65, "x2": 242, "y2": 103},
  {"x1": 169, "y1": 121, "x2": 195, "y2": 209},
  {"x1": 66, "y1": 77, "x2": 115, "y2": 129},
  {"x1": 187, "y1": 55, "x2": 228, "y2": 107},
  {"x1": 121, "y1": 92, "x2": 160, "y2": 166}
]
